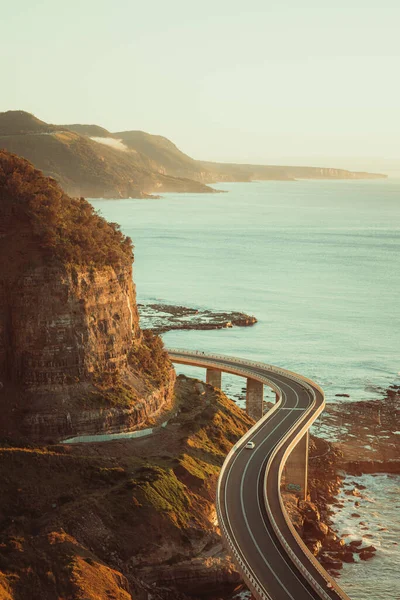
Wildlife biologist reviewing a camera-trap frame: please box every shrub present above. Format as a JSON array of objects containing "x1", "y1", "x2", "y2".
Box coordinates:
[
  {"x1": 130, "y1": 331, "x2": 171, "y2": 386},
  {"x1": 0, "y1": 150, "x2": 133, "y2": 268}
]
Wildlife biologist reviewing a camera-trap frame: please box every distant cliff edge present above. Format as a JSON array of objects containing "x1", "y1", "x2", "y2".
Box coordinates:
[
  {"x1": 0, "y1": 111, "x2": 386, "y2": 199},
  {"x1": 0, "y1": 150, "x2": 175, "y2": 442}
]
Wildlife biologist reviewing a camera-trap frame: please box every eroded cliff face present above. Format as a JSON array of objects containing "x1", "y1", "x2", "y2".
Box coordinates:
[
  {"x1": 0, "y1": 150, "x2": 174, "y2": 441},
  {"x1": 8, "y1": 264, "x2": 139, "y2": 386}
]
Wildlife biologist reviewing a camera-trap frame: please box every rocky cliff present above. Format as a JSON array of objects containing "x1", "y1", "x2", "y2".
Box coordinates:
[{"x1": 0, "y1": 150, "x2": 175, "y2": 442}]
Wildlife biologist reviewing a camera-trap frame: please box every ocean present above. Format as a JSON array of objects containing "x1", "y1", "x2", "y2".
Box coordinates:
[{"x1": 91, "y1": 178, "x2": 400, "y2": 600}]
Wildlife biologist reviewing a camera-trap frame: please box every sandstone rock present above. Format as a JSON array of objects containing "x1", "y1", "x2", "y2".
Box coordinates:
[
  {"x1": 306, "y1": 539, "x2": 322, "y2": 556},
  {"x1": 359, "y1": 547, "x2": 376, "y2": 561},
  {"x1": 195, "y1": 382, "x2": 206, "y2": 395},
  {"x1": 0, "y1": 151, "x2": 175, "y2": 442},
  {"x1": 344, "y1": 487, "x2": 362, "y2": 497},
  {"x1": 341, "y1": 552, "x2": 355, "y2": 563},
  {"x1": 324, "y1": 530, "x2": 346, "y2": 549},
  {"x1": 319, "y1": 553, "x2": 343, "y2": 570},
  {"x1": 298, "y1": 501, "x2": 320, "y2": 521},
  {"x1": 303, "y1": 520, "x2": 329, "y2": 540}
]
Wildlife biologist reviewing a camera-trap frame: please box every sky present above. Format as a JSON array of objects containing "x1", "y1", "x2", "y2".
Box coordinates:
[{"x1": 1, "y1": 0, "x2": 400, "y2": 167}]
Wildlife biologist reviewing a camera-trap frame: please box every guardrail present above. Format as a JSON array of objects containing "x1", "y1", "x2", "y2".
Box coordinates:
[
  {"x1": 168, "y1": 348, "x2": 324, "y2": 396},
  {"x1": 169, "y1": 352, "x2": 283, "y2": 398},
  {"x1": 167, "y1": 348, "x2": 349, "y2": 600},
  {"x1": 168, "y1": 348, "x2": 286, "y2": 598},
  {"x1": 262, "y1": 397, "x2": 349, "y2": 600}
]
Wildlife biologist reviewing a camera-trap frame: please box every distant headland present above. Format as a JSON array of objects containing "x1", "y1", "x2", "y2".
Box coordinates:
[{"x1": 0, "y1": 110, "x2": 387, "y2": 199}]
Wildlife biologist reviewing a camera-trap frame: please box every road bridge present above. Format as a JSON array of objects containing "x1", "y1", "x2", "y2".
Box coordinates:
[{"x1": 167, "y1": 349, "x2": 350, "y2": 600}]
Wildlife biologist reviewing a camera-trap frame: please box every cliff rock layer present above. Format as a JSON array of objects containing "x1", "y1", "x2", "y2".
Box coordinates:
[{"x1": 0, "y1": 150, "x2": 175, "y2": 441}]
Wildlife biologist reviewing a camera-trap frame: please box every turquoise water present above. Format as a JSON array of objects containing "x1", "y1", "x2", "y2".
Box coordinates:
[
  {"x1": 91, "y1": 179, "x2": 400, "y2": 403},
  {"x1": 91, "y1": 180, "x2": 399, "y2": 600},
  {"x1": 330, "y1": 473, "x2": 400, "y2": 600}
]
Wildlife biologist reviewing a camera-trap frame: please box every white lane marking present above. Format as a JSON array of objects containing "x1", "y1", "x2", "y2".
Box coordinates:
[
  {"x1": 239, "y1": 378, "x2": 317, "y2": 599},
  {"x1": 237, "y1": 382, "x2": 302, "y2": 600},
  {"x1": 254, "y1": 383, "x2": 317, "y2": 598},
  {"x1": 279, "y1": 407, "x2": 308, "y2": 410},
  {"x1": 222, "y1": 382, "x2": 289, "y2": 595},
  {"x1": 224, "y1": 377, "x2": 304, "y2": 600},
  {"x1": 228, "y1": 375, "x2": 318, "y2": 599},
  {"x1": 245, "y1": 378, "x2": 337, "y2": 599},
  {"x1": 176, "y1": 354, "x2": 317, "y2": 597},
  {"x1": 172, "y1": 353, "x2": 331, "y2": 599}
]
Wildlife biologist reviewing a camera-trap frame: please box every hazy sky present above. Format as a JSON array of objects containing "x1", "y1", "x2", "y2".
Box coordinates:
[{"x1": 1, "y1": 0, "x2": 399, "y2": 164}]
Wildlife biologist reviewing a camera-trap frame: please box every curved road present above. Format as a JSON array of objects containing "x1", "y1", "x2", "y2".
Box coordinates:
[{"x1": 168, "y1": 349, "x2": 351, "y2": 600}]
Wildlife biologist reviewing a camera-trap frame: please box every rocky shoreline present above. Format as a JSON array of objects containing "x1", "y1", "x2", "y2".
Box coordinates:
[
  {"x1": 312, "y1": 384, "x2": 400, "y2": 469},
  {"x1": 1, "y1": 376, "x2": 398, "y2": 600},
  {"x1": 283, "y1": 437, "x2": 378, "y2": 579},
  {"x1": 138, "y1": 303, "x2": 257, "y2": 334},
  {"x1": 283, "y1": 383, "x2": 399, "y2": 581}
]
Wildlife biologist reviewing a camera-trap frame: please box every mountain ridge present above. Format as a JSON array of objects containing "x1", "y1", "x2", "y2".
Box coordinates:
[{"x1": 0, "y1": 111, "x2": 387, "y2": 198}]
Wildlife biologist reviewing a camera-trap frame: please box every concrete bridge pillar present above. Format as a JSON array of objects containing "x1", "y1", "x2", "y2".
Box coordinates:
[
  {"x1": 246, "y1": 378, "x2": 263, "y2": 421},
  {"x1": 206, "y1": 368, "x2": 222, "y2": 389},
  {"x1": 284, "y1": 430, "x2": 309, "y2": 500}
]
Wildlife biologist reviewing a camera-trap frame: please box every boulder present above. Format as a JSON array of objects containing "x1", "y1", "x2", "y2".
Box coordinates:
[
  {"x1": 298, "y1": 501, "x2": 320, "y2": 521},
  {"x1": 306, "y1": 540, "x2": 322, "y2": 556},
  {"x1": 348, "y1": 540, "x2": 363, "y2": 548},
  {"x1": 303, "y1": 520, "x2": 329, "y2": 540}
]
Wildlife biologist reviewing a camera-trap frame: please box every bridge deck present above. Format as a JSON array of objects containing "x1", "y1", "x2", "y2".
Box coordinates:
[{"x1": 168, "y1": 349, "x2": 350, "y2": 600}]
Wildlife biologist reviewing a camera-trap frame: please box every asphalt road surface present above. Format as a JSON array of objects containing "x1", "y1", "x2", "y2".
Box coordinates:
[{"x1": 168, "y1": 350, "x2": 351, "y2": 600}]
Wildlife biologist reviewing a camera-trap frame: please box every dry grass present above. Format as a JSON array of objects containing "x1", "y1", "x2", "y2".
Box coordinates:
[{"x1": 0, "y1": 376, "x2": 252, "y2": 600}]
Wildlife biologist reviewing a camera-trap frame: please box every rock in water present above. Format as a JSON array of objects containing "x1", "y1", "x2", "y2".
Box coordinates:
[{"x1": 0, "y1": 151, "x2": 175, "y2": 442}]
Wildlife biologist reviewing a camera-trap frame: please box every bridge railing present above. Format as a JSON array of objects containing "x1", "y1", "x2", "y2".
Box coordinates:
[
  {"x1": 168, "y1": 348, "x2": 317, "y2": 599},
  {"x1": 262, "y1": 399, "x2": 349, "y2": 600},
  {"x1": 167, "y1": 348, "x2": 324, "y2": 396},
  {"x1": 168, "y1": 351, "x2": 283, "y2": 398}
]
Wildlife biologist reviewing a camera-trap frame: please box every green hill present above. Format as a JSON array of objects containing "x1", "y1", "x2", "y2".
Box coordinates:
[
  {"x1": 93, "y1": 128, "x2": 387, "y2": 185},
  {"x1": 0, "y1": 111, "x2": 387, "y2": 199},
  {"x1": 115, "y1": 130, "x2": 206, "y2": 180},
  {"x1": 0, "y1": 112, "x2": 213, "y2": 198},
  {"x1": 0, "y1": 110, "x2": 56, "y2": 135},
  {"x1": 61, "y1": 123, "x2": 113, "y2": 138}
]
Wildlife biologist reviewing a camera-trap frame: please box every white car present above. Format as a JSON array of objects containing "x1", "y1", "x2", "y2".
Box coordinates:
[{"x1": 245, "y1": 441, "x2": 255, "y2": 449}]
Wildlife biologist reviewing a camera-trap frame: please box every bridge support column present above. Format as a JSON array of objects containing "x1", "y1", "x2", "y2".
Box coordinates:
[
  {"x1": 206, "y1": 368, "x2": 222, "y2": 389},
  {"x1": 284, "y1": 430, "x2": 309, "y2": 500},
  {"x1": 246, "y1": 378, "x2": 263, "y2": 421}
]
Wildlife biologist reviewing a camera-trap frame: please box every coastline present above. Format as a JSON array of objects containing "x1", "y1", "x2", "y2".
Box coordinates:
[
  {"x1": 140, "y1": 303, "x2": 399, "y2": 597},
  {"x1": 138, "y1": 303, "x2": 257, "y2": 334}
]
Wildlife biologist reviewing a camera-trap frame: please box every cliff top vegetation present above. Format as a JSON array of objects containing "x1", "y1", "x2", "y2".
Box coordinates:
[{"x1": 0, "y1": 150, "x2": 133, "y2": 267}]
